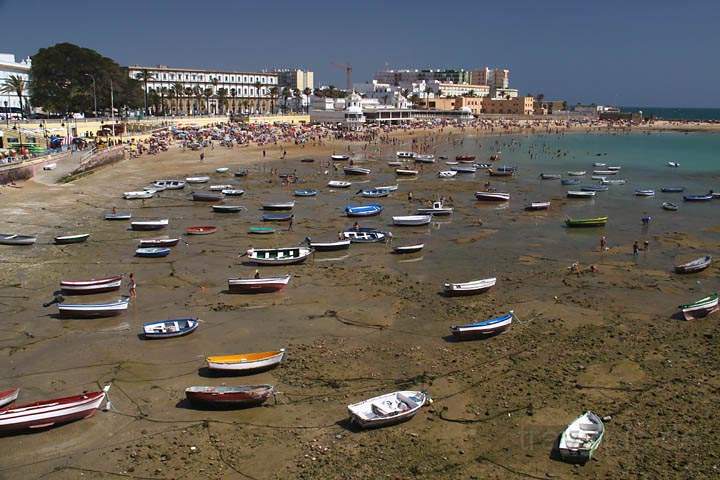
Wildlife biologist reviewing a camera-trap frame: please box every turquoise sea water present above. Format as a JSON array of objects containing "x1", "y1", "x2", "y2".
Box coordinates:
[{"x1": 621, "y1": 107, "x2": 720, "y2": 121}]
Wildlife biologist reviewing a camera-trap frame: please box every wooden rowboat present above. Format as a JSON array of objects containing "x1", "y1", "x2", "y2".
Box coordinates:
[
  {"x1": 60, "y1": 275, "x2": 123, "y2": 295},
  {"x1": 0, "y1": 388, "x2": 20, "y2": 408},
  {"x1": 674, "y1": 255, "x2": 712, "y2": 274},
  {"x1": 131, "y1": 219, "x2": 168, "y2": 231},
  {"x1": 138, "y1": 238, "x2": 179, "y2": 248},
  {"x1": 0, "y1": 386, "x2": 110, "y2": 433},
  {"x1": 142, "y1": 318, "x2": 199, "y2": 339},
  {"x1": 662, "y1": 202, "x2": 679, "y2": 211},
  {"x1": 212, "y1": 205, "x2": 245, "y2": 213},
  {"x1": 328, "y1": 180, "x2": 352, "y2": 188},
  {"x1": 393, "y1": 244, "x2": 424, "y2": 254},
  {"x1": 679, "y1": 293, "x2": 719, "y2": 320},
  {"x1": 185, "y1": 385, "x2": 274, "y2": 408},
  {"x1": 54, "y1": 234, "x2": 90, "y2": 245},
  {"x1": 206, "y1": 349, "x2": 286, "y2": 373},
  {"x1": 0, "y1": 234, "x2": 37, "y2": 246},
  {"x1": 57, "y1": 298, "x2": 130, "y2": 318},
  {"x1": 451, "y1": 311, "x2": 513, "y2": 338},
  {"x1": 348, "y1": 391, "x2": 429, "y2": 429},
  {"x1": 228, "y1": 275, "x2": 291, "y2": 293},
  {"x1": 245, "y1": 247, "x2": 311, "y2": 265},
  {"x1": 557, "y1": 411, "x2": 605, "y2": 463},
  {"x1": 444, "y1": 277, "x2": 496, "y2": 296},
  {"x1": 565, "y1": 217, "x2": 608, "y2": 227},
  {"x1": 186, "y1": 226, "x2": 217, "y2": 235}
]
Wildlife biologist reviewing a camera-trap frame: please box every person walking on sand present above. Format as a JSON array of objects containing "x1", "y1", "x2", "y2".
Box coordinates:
[
  {"x1": 200, "y1": 151, "x2": 205, "y2": 161},
  {"x1": 128, "y1": 273, "x2": 137, "y2": 299},
  {"x1": 643, "y1": 240, "x2": 649, "y2": 252},
  {"x1": 600, "y1": 235, "x2": 607, "y2": 252},
  {"x1": 288, "y1": 214, "x2": 294, "y2": 231},
  {"x1": 633, "y1": 241, "x2": 639, "y2": 256},
  {"x1": 254, "y1": 269, "x2": 261, "y2": 279},
  {"x1": 408, "y1": 191, "x2": 413, "y2": 202}
]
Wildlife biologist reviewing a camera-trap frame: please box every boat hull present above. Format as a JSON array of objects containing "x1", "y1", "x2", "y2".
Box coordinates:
[
  {"x1": 185, "y1": 385, "x2": 274, "y2": 408},
  {"x1": 228, "y1": 276, "x2": 291, "y2": 293},
  {"x1": 207, "y1": 351, "x2": 285, "y2": 373},
  {"x1": 54, "y1": 234, "x2": 90, "y2": 245},
  {"x1": 0, "y1": 391, "x2": 105, "y2": 433}
]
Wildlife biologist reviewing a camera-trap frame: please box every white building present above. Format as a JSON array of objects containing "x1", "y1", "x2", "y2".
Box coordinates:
[
  {"x1": 432, "y1": 82, "x2": 490, "y2": 98},
  {"x1": 491, "y1": 87, "x2": 519, "y2": 100},
  {"x1": 0, "y1": 53, "x2": 31, "y2": 117},
  {"x1": 127, "y1": 65, "x2": 278, "y2": 114}
]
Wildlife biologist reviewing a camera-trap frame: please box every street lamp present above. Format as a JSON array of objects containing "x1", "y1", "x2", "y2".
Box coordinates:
[
  {"x1": 83, "y1": 73, "x2": 98, "y2": 117},
  {"x1": 3, "y1": 101, "x2": 8, "y2": 127}
]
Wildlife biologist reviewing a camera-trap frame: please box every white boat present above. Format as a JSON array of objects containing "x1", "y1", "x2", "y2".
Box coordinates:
[
  {"x1": 328, "y1": 180, "x2": 352, "y2": 188},
  {"x1": 330, "y1": 154, "x2": 350, "y2": 161},
  {"x1": 60, "y1": 275, "x2": 123, "y2": 295},
  {"x1": 415, "y1": 154, "x2": 435, "y2": 163},
  {"x1": 153, "y1": 180, "x2": 185, "y2": 190},
  {"x1": 438, "y1": 171, "x2": 457, "y2": 178},
  {"x1": 450, "y1": 165, "x2": 477, "y2": 173},
  {"x1": 212, "y1": 205, "x2": 245, "y2": 213},
  {"x1": 590, "y1": 175, "x2": 606, "y2": 181},
  {"x1": 393, "y1": 244, "x2": 425, "y2": 254},
  {"x1": 222, "y1": 189, "x2": 245, "y2": 196},
  {"x1": 123, "y1": 191, "x2": 154, "y2": 200},
  {"x1": 526, "y1": 201, "x2": 551, "y2": 210},
  {"x1": 667, "y1": 161, "x2": 680, "y2": 168},
  {"x1": 557, "y1": 412, "x2": 605, "y2": 463},
  {"x1": 43, "y1": 163, "x2": 57, "y2": 171},
  {"x1": 395, "y1": 168, "x2": 419, "y2": 176},
  {"x1": 216, "y1": 167, "x2": 230, "y2": 173},
  {"x1": 475, "y1": 191, "x2": 510, "y2": 201},
  {"x1": 635, "y1": 189, "x2": 655, "y2": 196},
  {"x1": 131, "y1": 219, "x2": 169, "y2": 230},
  {"x1": 396, "y1": 151, "x2": 417, "y2": 159},
  {"x1": 416, "y1": 201, "x2": 453, "y2": 216},
  {"x1": 607, "y1": 166, "x2": 622, "y2": 171},
  {"x1": 185, "y1": 176, "x2": 210, "y2": 184},
  {"x1": 593, "y1": 170, "x2": 617, "y2": 175},
  {"x1": 593, "y1": 162, "x2": 606, "y2": 167},
  {"x1": 392, "y1": 215, "x2": 432, "y2": 226},
  {"x1": 262, "y1": 201, "x2": 295, "y2": 210},
  {"x1": 228, "y1": 275, "x2": 291, "y2": 294},
  {"x1": 679, "y1": 293, "x2": 719, "y2": 320},
  {"x1": 443, "y1": 277, "x2": 496, "y2": 296},
  {"x1": 206, "y1": 349, "x2": 286, "y2": 372},
  {"x1": 209, "y1": 184, "x2": 233, "y2": 191},
  {"x1": 566, "y1": 171, "x2": 586, "y2": 176},
  {"x1": 57, "y1": 298, "x2": 130, "y2": 318},
  {"x1": 347, "y1": 391, "x2": 429, "y2": 429},
  {"x1": 567, "y1": 191, "x2": 595, "y2": 198},
  {"x1": 387, "y1": 160, "x2": 403, "y2": 167},
  {"x1": 245, "y1": 246, "x2": 312, "y2": 265},
  {"x1": 343, "y1": 166, "x2": 371, "y2": 175},
  {"x1": 374, "y1": 185, "x2": 398, "y2": 192},
  {"x1": 601, "y1": 178, "x2": 626, "y2": 185}
]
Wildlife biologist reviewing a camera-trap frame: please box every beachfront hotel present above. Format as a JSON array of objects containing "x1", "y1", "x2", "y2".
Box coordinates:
[
  {"x1": 0, "y1": 53, "x2": 31, "y2": 118},
  {"x1": 126, "y1": 65, "x2": 279, "y2": 115}
]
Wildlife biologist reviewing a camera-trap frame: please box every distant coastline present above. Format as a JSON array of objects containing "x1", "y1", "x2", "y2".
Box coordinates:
[{"x1": 621, "y1": 106, "x2": 720, "y2": 122}]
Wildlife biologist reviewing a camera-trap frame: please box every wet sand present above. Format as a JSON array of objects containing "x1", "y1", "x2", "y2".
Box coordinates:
[{"x1": 0, "y1": 131, "x2": 719, "y2": 479}]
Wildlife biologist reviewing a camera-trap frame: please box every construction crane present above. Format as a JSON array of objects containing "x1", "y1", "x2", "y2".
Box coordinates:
[{"x1": 331, "y1": 62, "x2": 352, "y2": 92}]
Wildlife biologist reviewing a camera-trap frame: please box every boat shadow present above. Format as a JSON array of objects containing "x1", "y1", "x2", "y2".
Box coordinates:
[
  {"x1": 174, "y1": 398, "x2": 268, "y2": 411},
  {"x1": 197, "y1": 365, "x2": 279, "y2": 378},
  {"x1": 335, "y1": 418, "x2": 365, "y2": 433},
  {"x1": 441, "y1": 331, "x2": 506, "y2": 343}
]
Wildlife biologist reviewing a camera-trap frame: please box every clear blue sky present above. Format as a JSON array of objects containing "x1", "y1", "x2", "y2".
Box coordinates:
[{"x1": 1, "y1": 0, "x2": 718, "y2": 107}]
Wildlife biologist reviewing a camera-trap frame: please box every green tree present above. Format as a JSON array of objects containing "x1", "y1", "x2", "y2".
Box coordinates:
[
  {"x1": 135, "y1": 69, "x2": 155, "y2": 115},
  {"x1": 203, "y1": 88, "x2": 213, "y2": 114},
  {"x1": 229, "y1": 88, "x2": 237, "y2": 113},
  {"x1": 303, "y1": 87, "x2": 312, "y2": 114},
  {"x1": 270, "y1": 86, "x2": 279, "y2": 114},
  {"x1": 192, "y1": 86, "x2": 202, "y2": 114},
  {"x1": 293, "y1": 88, "x2": 301, "y2": 112},
  {"x1": 0, "y1": 75, "x2": 27, "y2": 119},
  {"x1": 173, "y1": 82, "x2": 184, "y2": 114},
  {"x1": 217, "y1": 88, "x2": 228, "y2": 114},
  {"x1": 30, "y1": 43, "x2": 143, "y2": 115},
  {"x1": 254, "y1": 81, "x2": 262, "y2": 113},
  {"x1": 184, "y1": 87, "x2": 194, "y2": 114}
]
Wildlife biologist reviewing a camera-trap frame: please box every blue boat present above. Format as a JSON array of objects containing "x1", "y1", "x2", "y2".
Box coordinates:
[
  {"x1": 262, "y1": 213, "x2": 293, "y2": 222},
  {"x1": 142, "y1": 317, "x2": 199, "y2": 339},
  {"x1": 581, "y1": 185, "x2": 609, "y2": 192},
  {"x1": 294, "y1": 189, "x2": 318, "y2": 197},
  {"x1": 561, "y1": 178, "x2": 581, "y2": 186},
  {"x1": 345, "y1": 204, "x2": 384, "y2": 217},
  {"x1": 135, "y1": 247, "x2": 171, "y2": 258},
  {"x1": 357, "y1": 189, "x2": 390, "y2": 198},
  {"x1": 450, "y1": 311, "x2": 513, "y2": 339},
  {"x1": 684, "y1": 193, "x2": 713, "y2": 202},
  {"x1": 661, "y1": 186, "x2": 685, "y2": 193}
]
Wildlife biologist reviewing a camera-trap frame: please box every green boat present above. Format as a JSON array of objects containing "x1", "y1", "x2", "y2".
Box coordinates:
[
  {"x1": 565, "y1": 216, "x2": 608, "y2": 228},
  {"x1": 248, "y1": 226, "x2": 275, "y2": 235}
]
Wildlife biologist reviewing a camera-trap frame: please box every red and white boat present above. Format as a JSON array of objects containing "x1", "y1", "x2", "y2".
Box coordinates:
[
  {"x1": 60, "y1": 275, "x2": 123, "y2": 295},
  {"x1": 0, "y1": 388, "x2": 20, "y2": 408},
  {"x1": 185, "y1": 385, "x2": 274, "y2": 408},
  {"x1": 0, "y1": 385, "x2": 110, "y2": 433},
  {"x1": 228, "y1": 274, "x2": 291, "y2": 293},
  {"x1": 138, "y1": 237, "x2": 179, "y2": 248}
]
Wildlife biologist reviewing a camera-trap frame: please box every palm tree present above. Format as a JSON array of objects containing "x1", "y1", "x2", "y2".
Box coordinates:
[
  {"x1": 192, "y1": 86, "x2": 202, "y2": 114},
  {"x1": 293, "y1": 88, "x2": 301, "y2": 112},
  {"x1": 229, "y1": 88, "x2": 237, "y2": 114},
  {"x1": 159, "y1": 87, "x2": 169, "y2": 115},
  {"x1": 172, "y1": 82, "x2": 184, "y2": 114},
  {"x1": 184, "y1": 87, "x2": 194, "y2": 114},
  {"x1": 424, "y1": 86, "x2": 432, "y2": 110},
  {"x1": 210, "y1": 78, "x2": 219, "y2": 114},
  {"x1": 253, "y1": 81, "x2": 262, "y2": 113},
  {"x1": 270, "y1": 86, "x2": 279, "y2": 114},
  {"x1": 241, "y1": 99, "x2": 250, "y2": 114},
  {"x1": 217, "y1": 88, "x2": 228, "y2": 115},
  {"x1": 0, "y1": 75, "x2": 27, "y2": 119},
  {"x1": 135, "y1": 69, "x2": 155, "y2": 115},
  {"x1": 203, "y1": 88, "x2": 213, "y2": 114},
  {"x1": 303, "y1": 87, "x2": 312, "y2": 114}
]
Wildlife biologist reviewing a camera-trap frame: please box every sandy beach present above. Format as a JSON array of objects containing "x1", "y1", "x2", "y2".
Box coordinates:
[{"x1": 0, "y1": 125, "x2": 719, "y2": 480}]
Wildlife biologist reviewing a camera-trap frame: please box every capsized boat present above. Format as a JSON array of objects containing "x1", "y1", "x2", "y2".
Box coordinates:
[
  {"x1": 345, "y1": 204, "x2": 384, "y2": 217},
  {"x1": 228, "y1": 274, "x2": 291, "y2": 293},
  {"x1": 185, "y1": 385, "x2": 274, "y2": 408},
  {"x1": 0, "y1": 234, "x2": 37, "y2": 246},
  {"x1": 142, "y1": 318, "x2": 199, "y2": 339},
  {"x1": 60, "y1": 275, "x2": 123, "y2": 295},
  {"x1": 348, "y1": 391, "x2": 429, "y2": 429},
  {"x1": 679, "y1": 293, "x2": 719, "y2": 320},
  {"x1": 451, "y1": 311, "x2": 513, "y2": 338},
  {"x1": 245, "y1": 246, "x2": 312, "y2": 265},
  {"x1": 565, "y1": 216, "x2": 608, "y2": 227},
  {"x1": 444, "y1": 277, "x2": 496, "y2": 296},
  {"x1": 674, "y1": 255, "x2": 712, "y2": 274},
  {"x1": 54, "y1": 234, "x2": 90, "y2": 245},
  {"x1": 392, "y1": 215, "x2": 432, "y2": 226},
  {"x1": 557, "y1": 411, "x2": 605, "y2": 463},
  {"x1": 206, "y1": 349, "x2": 286, "y2": 373},
  {"x1": 475, "y1": 191, "x2": 510, "y2": 201},
  {"x1": 566, "y1": 171, "x2": 586, "y2": 176},
  {"x1": 0, "y1": 386, "x2": 110, "y2": 433},
  {"x1": 57, "y1": 298, "x2": 130, "y2": 318}
]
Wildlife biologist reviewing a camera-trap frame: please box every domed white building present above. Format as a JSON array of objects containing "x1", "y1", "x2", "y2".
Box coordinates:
[{"x1": 344, "y1": 92, "x2": 366, "y2": 130}]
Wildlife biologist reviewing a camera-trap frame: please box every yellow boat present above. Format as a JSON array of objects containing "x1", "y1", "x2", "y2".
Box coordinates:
[{"x1": 206, "y1": 349, "x2": 285, "y2": 372}]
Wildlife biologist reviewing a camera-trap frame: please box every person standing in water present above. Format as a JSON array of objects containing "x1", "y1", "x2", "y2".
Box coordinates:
[{"x1": 128, "y1": 273, "x2": 137, "y2": 299}]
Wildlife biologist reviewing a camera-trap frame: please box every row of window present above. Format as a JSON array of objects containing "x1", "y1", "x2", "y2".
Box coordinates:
[
  {"x1": 146, "y1": 83, "x2": 270, "y2": 96},
  {"x1": 135, "y1": 71, "x2": 276, "y2": 84}
]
